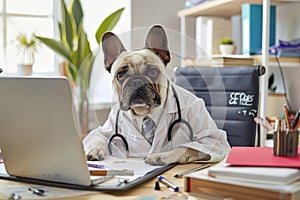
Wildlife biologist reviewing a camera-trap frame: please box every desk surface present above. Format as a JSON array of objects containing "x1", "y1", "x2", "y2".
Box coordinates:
[{"x1": 0, "y1": 164, "x2": 204, "y2": 200}]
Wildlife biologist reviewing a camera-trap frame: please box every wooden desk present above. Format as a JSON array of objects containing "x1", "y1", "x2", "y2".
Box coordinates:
[{"x1": 0, "y1": 164, "x2": 203, "y2": 200}]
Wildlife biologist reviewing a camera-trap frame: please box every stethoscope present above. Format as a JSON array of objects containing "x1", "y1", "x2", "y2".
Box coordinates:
[{"x1": 107, "y1": 84, "x2": 194, "y2": 155}]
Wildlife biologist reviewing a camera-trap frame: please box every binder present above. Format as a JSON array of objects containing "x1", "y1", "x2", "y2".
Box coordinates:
[
  {"x1": 242, "y1": 4, "x2": 276, "y2": 55},
  {"x1": 226, "y1": 147, "x2": 300, "y2": 168}
]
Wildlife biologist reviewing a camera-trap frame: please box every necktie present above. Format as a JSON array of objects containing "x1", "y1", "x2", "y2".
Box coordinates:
[{"x1": 142, "y1": 116, "x2": 156, "y2": 144}]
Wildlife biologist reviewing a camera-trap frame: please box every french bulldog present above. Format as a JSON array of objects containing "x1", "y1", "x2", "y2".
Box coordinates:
[{"x1": 85, "y1": 25, "x2": 217, "y2": 165}]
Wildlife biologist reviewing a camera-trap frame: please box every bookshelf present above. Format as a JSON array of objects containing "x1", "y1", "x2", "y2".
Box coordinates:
[
  {"x1": 177, "y1": 0, "x2": 298, "y2": 147},
  {"x1": 177, "y1": 0, "x2": 293, "y2": 58},
  {"x1": 178, "y1": 0, "x2": 285, "y2": 17}
]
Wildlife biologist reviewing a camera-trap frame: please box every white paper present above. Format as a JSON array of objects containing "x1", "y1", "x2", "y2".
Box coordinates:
[{"x1": 88, "y1": 156, "x2": 162, "y2": 182}]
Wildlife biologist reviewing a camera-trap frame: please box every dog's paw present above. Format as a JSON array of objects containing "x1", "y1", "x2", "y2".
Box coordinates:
[
  {"x1": 145, "y1": 148, "x2": 210, "y2": 165},
  {"x1": 85, "y1": 140, "x2": 106, "y2": 161},
  {"x1": 145, "y1": 148, "x2": 186, "y2": 166},
  {"x1": 144, "y1": 152, "x2": 171, "y2": 166}
]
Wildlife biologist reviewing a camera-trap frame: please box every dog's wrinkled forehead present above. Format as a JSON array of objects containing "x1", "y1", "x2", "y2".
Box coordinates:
[
  {"x1": 111, "y1": 49, "x2": 165, "y2": 77},
  {"x1": 102, "y1": 25, "x2": 170, "y2": 74}
]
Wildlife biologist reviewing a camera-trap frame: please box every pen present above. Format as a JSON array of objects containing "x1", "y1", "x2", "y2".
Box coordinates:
[
  {"x1": 174, "y1": 164, "x2": 211, "y2": 178},
  {"x1": 283, "y1": 104, "x2": 291, "y2": 130},
  {"x1": 28, "y1": 188, "x2": 45, "y2": 196},
  {"x1": 157, "y1": 175, "x2": 179, "y2": 192},
  {"x1": 89, "y1": 169, "x2": 134, "y2": 176},
  {"x1": 291, "y1": 109, "x2": 300, "y2": 130},
  {"x1": 87, "y1": 163, "x2": 105, "y2": 169},
  {"x1": 274, "y1": 118, "x2": 284, "y2": 132}
]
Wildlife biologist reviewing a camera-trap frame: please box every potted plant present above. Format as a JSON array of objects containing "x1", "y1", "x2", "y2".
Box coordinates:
[
  {"x1": 16, "y1": 32, "x2": 41, "y2": 75},
  {"x1": 36, "y1": 0, "x2": 124, "y2": 138},
  {"x1": 219, "y1": 37, "x2": 236, "y2": 55}
]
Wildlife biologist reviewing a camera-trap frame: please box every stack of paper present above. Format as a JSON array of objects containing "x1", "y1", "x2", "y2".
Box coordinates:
[
  {"x1": 208, "y1": 166, "x2": 300, "y2": 185},
  {"x1": 184, "y1": 147, "x2": 300, "y2": 200}
]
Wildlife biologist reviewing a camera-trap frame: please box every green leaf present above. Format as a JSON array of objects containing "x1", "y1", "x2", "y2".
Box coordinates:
[
  {"x1": 95, "y1": 7, "x2": 125, "y2": 44},
  {"x1": 61, "y1": 0, "x2": 74, "y2": 49},
  {"x1": 77, "y1": 53, "x2": 96, "y2": 89},
  {"x1": 58, "y1": 22, "x2": 64, "y2": 42},
  {"x1": 71, "y1": 0, "x2": 83, "y2": 32},
  {"x1": 76, "y1": 23, "x2": 92, "y2": 68},
  {"x1": 36, "y1": 36, "x2": 72, "y2": 62},
  {"x1": 64, "y1": 62, "x2": 77, "y2": 83},
  {"x1": 67, "y1": 62, "x2": 78, "y2": 82}
]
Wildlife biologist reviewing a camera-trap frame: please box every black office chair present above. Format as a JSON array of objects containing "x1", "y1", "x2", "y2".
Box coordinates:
[{"x1": 174, "y1": 65, "x2": 265, "y2": 146}]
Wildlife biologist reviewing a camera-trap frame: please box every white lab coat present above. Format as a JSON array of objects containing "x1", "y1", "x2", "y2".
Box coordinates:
[{"x1": 83, "y1": 83, "x2": 231, "y2": 162}]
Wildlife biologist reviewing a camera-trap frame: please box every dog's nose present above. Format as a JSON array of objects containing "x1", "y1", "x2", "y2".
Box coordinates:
[{"x1": 128, "y1": 77, "x2": 147, "y2": 89}]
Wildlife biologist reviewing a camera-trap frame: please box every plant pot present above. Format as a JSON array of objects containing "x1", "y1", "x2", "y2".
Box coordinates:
[
  {"x1": 219, "y1": 44, "x2": 236, "y2": 55},
  {"x1": 17, "y1": 64, "x2": 33, "y2": 76}
]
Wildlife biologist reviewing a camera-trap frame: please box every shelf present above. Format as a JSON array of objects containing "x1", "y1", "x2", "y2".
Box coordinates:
[
  {"x1": 177, "y1": 0, "x2": 285, "y2": 18},
  {"x1": 253, "y1": 56, "x2": 300, "y2": 64}
]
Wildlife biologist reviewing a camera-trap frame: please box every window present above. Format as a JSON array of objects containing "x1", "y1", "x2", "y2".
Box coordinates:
[
  {"x1": 0, "y1": 0, "x2": 130, "y2": 104},
  {"x1": 82, "y1": 0, "x2": 130, "y2": 104},
  {"x1": 0, "y1": 0, "x2": 55, "y2": 74}
]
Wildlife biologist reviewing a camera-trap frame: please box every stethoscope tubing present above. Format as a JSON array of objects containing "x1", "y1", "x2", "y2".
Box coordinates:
[
  {"x1": 108, "y1": 109, "x2": 129, "y2": 155},
  {"x1": 107, "y1": 84, "x2": 194, "y2": 155},
  {"x1": 167, "y1": 85, "x2": 193, "y2": 141}
]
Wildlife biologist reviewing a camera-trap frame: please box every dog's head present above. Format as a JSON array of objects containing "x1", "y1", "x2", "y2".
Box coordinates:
[{"x1": 102, "y1": 25, "x2": 170, "y2": 116}]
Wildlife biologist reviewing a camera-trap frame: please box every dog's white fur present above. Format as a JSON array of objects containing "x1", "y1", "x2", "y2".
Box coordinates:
[{"x1": 85, "y1": 25, "x2": 212, "y2": 165}]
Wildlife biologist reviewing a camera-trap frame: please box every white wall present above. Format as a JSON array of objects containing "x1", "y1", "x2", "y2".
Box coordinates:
[
  {"x1": 131, "y1": 0, "x2": 192, "y2": 70},
  {"x1": 270, "y1": 2, "x2": 300, "y2": 112},
  {"x1": 276, "y1": 2, "x2": 300, "y2": 41}
]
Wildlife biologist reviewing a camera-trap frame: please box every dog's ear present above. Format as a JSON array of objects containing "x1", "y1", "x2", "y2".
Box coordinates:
[
  {"x1": 145, "y1": 25, "x2": 170, "y2": 66},
  {"x1": 102, "y1": 32, "x2": 126, "y2": 73}
]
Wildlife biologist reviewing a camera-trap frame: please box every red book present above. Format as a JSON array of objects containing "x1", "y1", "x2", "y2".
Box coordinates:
[{"x1": 226, "y1": 147, "x2": 300, "y2": 168}]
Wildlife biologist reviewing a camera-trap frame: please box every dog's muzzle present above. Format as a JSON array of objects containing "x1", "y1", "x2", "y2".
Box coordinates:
[{"x1": 120, "y1": 76, "x2": 161, "y2": 111}]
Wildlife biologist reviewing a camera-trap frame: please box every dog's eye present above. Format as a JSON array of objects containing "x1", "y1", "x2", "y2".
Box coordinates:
[
  {"x1": 116, "y1": 68, "x2": 128, "y2": 81},
  {"x1": 148, "y1": 67, "x2": 159, "y2": 78}
]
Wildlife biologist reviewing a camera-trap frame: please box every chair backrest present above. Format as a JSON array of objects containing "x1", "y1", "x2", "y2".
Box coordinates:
[{"x1": 174, "y1": 66, "x2": 265, "y2": 146}]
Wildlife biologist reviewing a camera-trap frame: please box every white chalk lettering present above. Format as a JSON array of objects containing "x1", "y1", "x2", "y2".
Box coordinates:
[{"x1": 229, "y1": 92, "x2": 254, "y2": 106}]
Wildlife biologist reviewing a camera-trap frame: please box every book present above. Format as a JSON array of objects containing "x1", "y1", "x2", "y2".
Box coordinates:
[
  {"x1": 242, "y1": 4, "x2": 276, "y2": 55},
  {"x1": 211, "y1": 55, "x2": 254, "y2": 66},
  {"x1": 208, "y1": 166, "x2": 300, "y2": 185},
  {"x1": 226, "y1": 147, "x2": 300, "y2": 168},
  {"x1": 184, "y1": 164, "x2": 300, "y2": 200}
]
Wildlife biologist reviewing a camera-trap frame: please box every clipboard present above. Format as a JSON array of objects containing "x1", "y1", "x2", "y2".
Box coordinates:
[{"x1": 0, "y1": 163, "x2": 176, "y2": 191}]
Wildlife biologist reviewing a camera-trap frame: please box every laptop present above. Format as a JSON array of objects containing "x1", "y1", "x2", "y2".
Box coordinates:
[
  {"x1": 0, "y1": 76, "x2": 107, "y2": 186},
  {"x1": 0, "y1": 76, "x2": 175, "y2": 191}
]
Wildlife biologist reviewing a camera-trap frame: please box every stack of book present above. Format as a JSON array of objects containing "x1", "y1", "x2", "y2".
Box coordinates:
[
  {"x1": 211, "y1": 55, "x2": 255, "y2": 66},
  {"x1": 184, "y1": 147, "x2": 300, "y2": 200}
]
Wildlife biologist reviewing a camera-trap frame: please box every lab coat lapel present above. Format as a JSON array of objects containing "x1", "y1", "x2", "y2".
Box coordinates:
[
  {"x1": 120, "y1": 112, "x2": 152, "y2": 154},
  {"x1": 149, "y1": 83, "x2": 187, "y2": 154}
]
